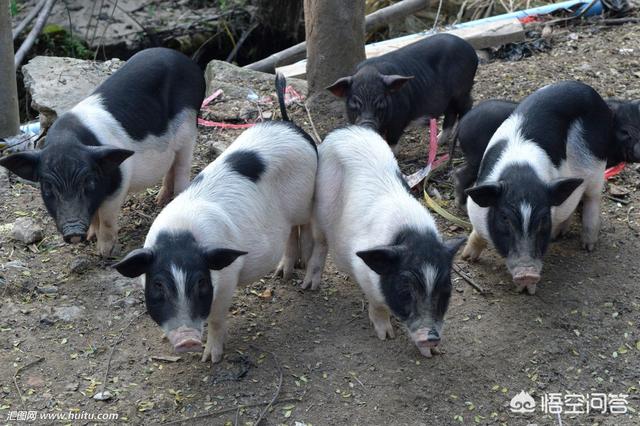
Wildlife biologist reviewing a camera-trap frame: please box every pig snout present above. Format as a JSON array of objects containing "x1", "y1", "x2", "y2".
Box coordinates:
[
  {"x1": 61, "y1": 221, "x2": 88, "y2": 244},
  {"x1": 166, "y1": 326, "x2": 203, "y2": 353},
  {"x1": 511, "y1": 266, "x2": 541, "y2": 295},
  {"x1": 411, "y1": 328, "x2": 441, "y2": 358}
]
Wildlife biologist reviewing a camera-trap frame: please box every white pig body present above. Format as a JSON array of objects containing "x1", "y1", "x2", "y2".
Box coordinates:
[
  {"x1": 305, "y1": 126, "x2": 465, "y2": 357},
  {"x1": 115, "y1": 120, "x2": 317, "y2": 363}
]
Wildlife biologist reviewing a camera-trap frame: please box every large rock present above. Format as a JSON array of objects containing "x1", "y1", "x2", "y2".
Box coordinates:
[
  {"x1": 204, "y1": 60, "x2": 307, "y2": 123},
  {"x1": 22, "y1": 56, "x2": 124, "y2": 130},
  {"x1": 10, "y1": 217, "x2": 44, "y2": 245}
]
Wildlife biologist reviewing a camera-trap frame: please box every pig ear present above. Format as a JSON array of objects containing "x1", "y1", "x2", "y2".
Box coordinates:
[
  {"x1": 90, "y1": 146, "x2": 134, "y2": 174},
  {"x1": 356, "y1": 246, "x2": 403, "y2": 276},
  {"x1": 548, "y1": 178, "x2": 583, "y2": 207},
  {"x1": 113, "y1": 248, "x2": 154, "y2": 278},
  {"x1": 0, "y1": 151, "x2": 41, "y2": 182},
  {"x1": 465, "y1": 183, "x2": 503, "y2": 208},
  {"x1": 381, "y1": 75, "x2": 413, "y2": 93},
  {"x1": 444, "y1": 237, "x2": 467, "y2": 258},
  {"x1": 326, "y1": 76, "x2": 352, "y2": 98},
  {"x1": 205, "y1": 248, "x2": 248, "y2": 271}
]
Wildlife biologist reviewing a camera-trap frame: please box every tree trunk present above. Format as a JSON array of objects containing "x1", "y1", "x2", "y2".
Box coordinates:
[
  {"x1": 0, "y1": 0, "x2": 20, "y2": 138},
  {"x1": 304, "y1": 0, "x2": 365, "y2": 97}
]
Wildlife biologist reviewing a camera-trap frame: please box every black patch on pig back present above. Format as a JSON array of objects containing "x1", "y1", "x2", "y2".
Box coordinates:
[
  {"x1": 477, "y1": 139, "x2": 507, "y2": 183},
  {"x1": 226, "y1": 150, "x2": 266, "y2": 182},
  {"x1": 517, "y1": 81, "x2": 611, "y2": 166},
  {"x1": 93, "y1": 47, "x2": 205, "y2": 141}
]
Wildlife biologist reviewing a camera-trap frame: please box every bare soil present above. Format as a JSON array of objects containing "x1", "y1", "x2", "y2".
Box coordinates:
[{"x1": 1, "y1": 21, "x2": 640, "y2": 426}]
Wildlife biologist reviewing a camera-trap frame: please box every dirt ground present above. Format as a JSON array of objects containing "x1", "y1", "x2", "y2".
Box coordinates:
[{"x1": 2, "y1": 20, "x2": 640, "y2": 426}]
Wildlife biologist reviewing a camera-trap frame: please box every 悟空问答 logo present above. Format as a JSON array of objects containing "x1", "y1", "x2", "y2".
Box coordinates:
[{"x1": 510, "y1": 391, "x2": 536, "y2": 413}]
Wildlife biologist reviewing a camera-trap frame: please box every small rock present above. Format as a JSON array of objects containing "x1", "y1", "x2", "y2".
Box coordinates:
[
  {"x1": 65, "y1": 382, "x2": 79, "y2": 392},
  {"x1": 26, "y1": 375, "x2": 45, "y2": 388},
  {"x1": 5, "y1": 260, "x2": 27, "y2": 269},
  {"x1": 609, "y1": 184, "x2": 629, "y2": 197},
  {"x1": 69, "y1": 257, "x2": 91, "y2": 274},
  {"x1": 53, "y1": 305, "x2": 84, "y2": 322},
  {"x1": 93, "y1": 390, "x2": 113, "y2": 401},
  {"x1": 39, "y1": 315, "x2": 55, "y2": 326},
  {"x1": 10, "y1": 217, "x2": 44, "y2": 245},
  {"x1": 36, "y1": 285, "x2": 58, "y2": 295}
]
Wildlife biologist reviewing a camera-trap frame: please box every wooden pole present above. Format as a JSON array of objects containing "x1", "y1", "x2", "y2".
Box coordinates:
[
  {"x1": 304, "y1": 0, "x2": 366, "y2": 97},
  {"x1": 0, "y1": 0, "x2": 20, "y2": 138}
]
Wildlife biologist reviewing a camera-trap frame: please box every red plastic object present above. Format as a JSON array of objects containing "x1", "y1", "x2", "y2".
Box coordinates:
[{"x1": 605, "y1": 162, "x2": 625, "y2": 180}]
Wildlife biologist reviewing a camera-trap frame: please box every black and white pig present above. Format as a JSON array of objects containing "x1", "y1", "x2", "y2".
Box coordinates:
[
  {"x1": 462, "y1": 81, "x2": 612, "y2": 295},
  {"x1": 453, "y1": 97, "x2": 640, "y2": 207},
  {"x1": 113, "y1": 74, "x2": 317, "y2": 363},
  {"x1": 303, "y1": 126, "x2": 465, "y2": 357},
  {"x1": 0, "y1": 48, "x2": 205, "y2": 256},
  {"x1": 326, "y1": 34, "x2": 478, "y2": 152}
]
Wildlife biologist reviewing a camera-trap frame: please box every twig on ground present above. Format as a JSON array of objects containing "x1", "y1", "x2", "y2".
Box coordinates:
[
  {"x1": 605, "y1": 194, "x2": 630, "y2": 205},
  {"x1": 303, "y1": 102, "x2": 322, "y2": 145},
  {"x1": 13, "y1": 357, "x2": 45, "y2": 408},
  {"x1": 98, "y1": 311, "x2": 143, "y2": 397},
  {"x1": 12, "y1": 0, "x2": 47, "y2": 40},
  {"x1": 14, "y1": 0, "x2": 57, "y2": 69},
  {"x1": 234, "y1": 406, "x2": 240, "y2": 426},
  {"x1": 599, "y1": 17, "x2": 640, "y2": 25},
  {"x1": 251, "y1": 345, "x2": 283, "y2": 426},
  {"x1": 453, "y1": 263, "x2": 486, "y2": 294},
  {"x1": 163, "y1": 397, "x2": 303, "y2": 425}
]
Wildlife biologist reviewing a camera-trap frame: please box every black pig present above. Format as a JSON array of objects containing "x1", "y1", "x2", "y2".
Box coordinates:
[{"x1": 327, "y1": 33, "x2": 478, "y2": 152}]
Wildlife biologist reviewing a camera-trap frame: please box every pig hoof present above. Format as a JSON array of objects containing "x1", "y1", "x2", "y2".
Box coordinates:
[
  {"x1": 526, "y1": 283, "x2": 537, "y2": 295},
  {"x1": 97, "y1": 242, "x2": 115, "y2": 258},
  {"x1": 300, "y1": 278, "x2": 319, "y2": 291},
  {"x1": 273, "y1": 262, "x2": 293, "y2": 282},
  {"x1": 461, "y1": 245, "x2": 480, "y2": 262},
  {"x1": 155, "y1": 187, "x2": 173, "y2": 206},
  {"x1": 582, "y1": 241, "x2": 596, "y2": 252},
  {"x1": 201, "y1": 345, "x2": 223, "y2": 364},
  {"x1": 373, "y1": 322, "x2": 395, "y2": 340}
]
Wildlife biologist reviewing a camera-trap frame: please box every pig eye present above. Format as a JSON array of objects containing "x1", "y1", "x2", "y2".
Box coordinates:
[
  {"x1": 150, "y1": 281, "x2": 165, "y2": 298},
  {"x1": 348, "y1": 98, "x2": 361, "y2": 110},
  {"x1": 41, "y1": 182, "x2": 53, "y2": 197},
  {"x1": 85, "y1": 179, "x2": 96, "y2": 193},
  {"x1": 198, "y1": 278, "x2": 210, "y2": 295}
]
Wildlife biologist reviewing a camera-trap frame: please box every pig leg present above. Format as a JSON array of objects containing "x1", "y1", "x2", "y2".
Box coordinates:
[
  {"x1": 581, "y1": 187, "x2": 602, "y2": 252},
  {"x1": 301, "y1": 223, "x2": 328, "y2": 290},
  {"x1": 202, "y1": 277, "x2": 237, "y2": 364},
  {"x1": 156, "y1": 163, "x2": 175, "y2": 206},
  {"x1": 453, "y1": 164, "x2": 476, "y2": 209},
  {"x1": 461, "y1": 230, "x2": 487, "y2": 261},
  {"x1": 171, "y1": 140, "x2": 195, "y2": 196},
  {"x1": 87, "y1": 212, "x2": 100, "y2": 241},
  {"x1": 299, "y1": 223, "x2": 313, "y2": 268},
  {"x1": 96, "y1": 191, "x2": 126, "y2": 257},
  {"x1": 552, "y1": 216, "x2": 572, "y2": 240},
  {"x1": 274, "y1": 226, "x2": 298, "y2": 281},
  {"x1": 438, "y1": 105, "x2": 458, "y2": 147},
  {"x1": 361, "y1": 286, "x2": 394, "y2": 339}
]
